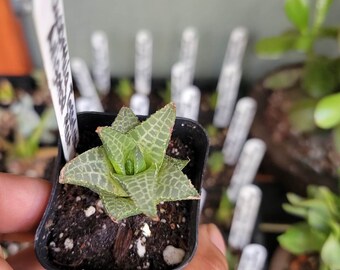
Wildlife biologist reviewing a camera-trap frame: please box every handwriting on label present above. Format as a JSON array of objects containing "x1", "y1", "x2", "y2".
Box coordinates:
[
  {"x1": 213, "y1": 65, "x2": 241, "y2": 128},
  {"x1": 228, "y1": 184, "x2": 262, "y2": 250},
  {"x1": 32, "y1": 0, "x2": 78, "y2": 161},
  {"x1": 223, "y1": 27, "x2": 248, "y2": 68},
  {"x1": 238, "y1": 244, "x2": 267, "y2": 270},
  {"x1": 130, "y1": 93, "x2": 150, "y2": 115},
  {"x1": 71, "y1": 58, "x2": 103, "y2": 112},
  {"x1": 222, "y1": 97, "x2": 257, "y2": 165},
  {"x1": 179, "y1": 27, "x2": 198, "y2": 86},
  {"x1": 227, "y1": 139, "x2": 266, "y2": 203},
  {"x1": 135, "y1": 30, "x2": 153, "y2": 95},
  {"x1": 177, "y1": 85, "x2": 201, "y2": 121},
  {"x1": 91, "y1": 30, "x2": 111, "y2": 95}
]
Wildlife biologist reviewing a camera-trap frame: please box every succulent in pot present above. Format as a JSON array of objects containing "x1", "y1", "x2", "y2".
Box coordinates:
[
  {"x1": 251, "y1": 0, "x2": 340, "y2": 194},
  {"x1": 35, "y1": 102, "x2": 209, "y2": 269}
]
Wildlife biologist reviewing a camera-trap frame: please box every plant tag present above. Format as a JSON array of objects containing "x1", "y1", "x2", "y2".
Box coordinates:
[
  {"x1": 32, "y1": 0, "x2": 78, "y2": 161},
  {"x1": 179, "y1": 27, "x2": 198, "y2": 86},
  {"x1": 227, "y1": 138, "x2": 266, "y2": 203},
  {"x1": 222, "y1": 97, "x2": 257, "y2": 165},
  {"x1": 213, "y1": 65, "x2": 242, "y2": 128},
  {"x1": 76, "y1": 96, "x2": 96, "y2": 112},
  {"x1": 199, "y1": 187, "x2": 207, "y2": 215},
  {"x1": 71, "y1": 58, "x2": 104, "y2": 112},
  {"x1": 177, "y1": 85, "x2": 201, "y2": 121},
  {"x1": 228, "y1": 184, "x2": 262, "y2": 250},
  {"x1": 171, "y1": 62, "x2": 188, "y2": 107},
  {"x1": 91, "y1": 30, "x2": 111, "y2": 95},
  {"x1": 223, "y1": 27, "x2": 248, "y2": 68},
  {"x1": 130, "y1": 93, "x2": 150, "y2": 115},
  {"x1": 238, "y1": 244, "x2": 267, "y2": 270},
  {"x1": 135, "y1": 30, "x2": 152, "y2": 95}
]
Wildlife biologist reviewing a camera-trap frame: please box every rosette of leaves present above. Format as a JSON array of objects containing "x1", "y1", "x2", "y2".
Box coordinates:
[
  {"x1": 59, "y1": 103, "x2": 200, "y2": 221},
  {"x1": 256, "y1": 0, "x2": 340, "y2": 138},
  {"x1": 278, "y1": 185, "x2": 340, "y2": 270}
]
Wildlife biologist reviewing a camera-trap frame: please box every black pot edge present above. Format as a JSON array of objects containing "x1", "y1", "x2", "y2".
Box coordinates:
[{"x1": 34, "y1": 111, "x2": 209, "y2": 270}]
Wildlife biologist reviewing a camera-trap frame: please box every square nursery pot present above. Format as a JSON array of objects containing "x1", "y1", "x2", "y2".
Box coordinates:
[{"x1": 35, "y1": 111, "x2": 209, "y2": 270}]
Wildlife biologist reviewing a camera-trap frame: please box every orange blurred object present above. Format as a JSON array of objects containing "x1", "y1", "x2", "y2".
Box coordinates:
[{"x1": 0, "y1": 0, "x2": 32, "y2": 76}]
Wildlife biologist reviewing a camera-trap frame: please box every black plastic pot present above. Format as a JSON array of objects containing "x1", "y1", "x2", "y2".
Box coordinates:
[{"x1": 35, "y1": 111, "x2": 209, "y2": 270}]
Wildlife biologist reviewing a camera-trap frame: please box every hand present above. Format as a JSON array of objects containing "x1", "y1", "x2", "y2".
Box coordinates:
[{"x1": 0, "y1": 173, "x2": 228, "y2": 270}]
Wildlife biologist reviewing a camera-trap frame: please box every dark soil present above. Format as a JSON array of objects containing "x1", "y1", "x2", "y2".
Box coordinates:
[{"x1": 43, "y1": 134, "x2": 198, "y2": 270}]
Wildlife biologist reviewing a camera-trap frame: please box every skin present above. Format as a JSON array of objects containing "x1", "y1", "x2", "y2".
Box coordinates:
[{"x1": 0, "y1": 173, "x2": 228, "y2": 270}]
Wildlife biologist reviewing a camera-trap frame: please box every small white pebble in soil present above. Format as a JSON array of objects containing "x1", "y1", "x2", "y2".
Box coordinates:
[
  {"x1": 160, "y1": 208, "x2": 166, "y2": 213},
  {"x1": 49, "y1": 241, "x2": 56, "y2": 248},
  {"x1": 136, "y1": 238, "x2": 146, "y2": 258},
  {"x1": 141, "y1": 223, "x2": 151, "y2": 237},
  {"x1": 59, "y1": 233, "x2": 64, "y2": 238},
  {"x1": 163, "y1": 245, "x2": 185, "y2": 265},
  {"x1": 96, "y1": 199, "x2": 103, "y2": 208},
  {"x1": 160, "y1": 219, "x2": 166, "y2": 223},
  {"x1": 182, "y1": 217, "x2": 186, "y2": 223},
  {"x1": 75, "y1": 196, "x2": 81, "y2": 202},
  {"x1": 64, "y1": 238, "x2": 74, "y2": 250},
  {"x1": 57, "y1": 205, "x2": 62, "y2": 209},
  {"x1": 143, "y1": 261, "x2": 150, "y2": 269},
  {"x1": 84, "y1": 206, "x2": 96, "y2": 217},
  {"x1": 102, "y1": 224, "x2": 107, "y2": 230},
  {"x1": 176, "y1": 202, "x2": 179, "y2": 206},
  {"x1": 54, "y1": 247, "x2": 61, "y2": 252}
]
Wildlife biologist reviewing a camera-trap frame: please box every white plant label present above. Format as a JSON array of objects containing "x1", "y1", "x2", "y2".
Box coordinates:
[
  {"x1": 213, "y1": 65, "x2": 242, "y2": 128},
  {"x1": 91, "y1": 30, "x2": 111, "y2": 95},
  {"x1": 177, "y1": 85, "x2": 201, "y2": 121},
  {"x1": 130, "y1": 93, "x2": 150, "y2": 116},
  {"x1": 135, "y1": 30, "x2": 153, "y2": 95},
  {"x1": 238, "y1": 244, "x2": 267, "y2": 270},
  {"x1": 223, "y1": 27, "x2": 248, "y2": 68},
  {"x1": 199, "y1": 188, "x2": 207, "y2": 215},
  {"x1": 76, "y1": 96, "x2": 96, "y2": 113},
  {"x1": 222, "y1": 97, "x2": 257, "y2": 165},
  {"x1": 179, "y1": 27, "x2": 198, "y2": 86},
  {"x1": 32, "y1": 0, "x2": 78, "y2": 161},
  {"x1": 227, "y1": 138, "x2": 266, "y2": 203},
  {"x1": 228, "y1": 185, "x2": 262, "y2": 250},
  {"x1": 71, "y1": 58, "x2": 103, "y2": 112},
  {"x1": 171, "y1": 62, "x2": 188, "y2": 108}
]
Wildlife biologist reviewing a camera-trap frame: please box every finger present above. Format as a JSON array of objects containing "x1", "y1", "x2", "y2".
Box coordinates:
[
  {"x1": 186, "y1": 224, "x2": 228, "y2": 270},
  {"x1": 7, "y1": 246, "x2": 44, "y2": 270},
  {"x1": 0, "y1": 173, "x2": 51, "y2": 233},
  {"x1": 0, "y1": 246, "x2": 13, "y2": 270},
  {"x1": 0, "y1": 232, "x2": 34, "y2": 243}
]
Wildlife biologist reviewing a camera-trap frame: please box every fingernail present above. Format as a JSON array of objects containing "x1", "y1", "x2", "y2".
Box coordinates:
[
  {"x1": 0, "y1": 245, "x2": 5, "y2": 259},
  {"x1": 207, "y1": 223, "x2": 226, "y2": 255}
]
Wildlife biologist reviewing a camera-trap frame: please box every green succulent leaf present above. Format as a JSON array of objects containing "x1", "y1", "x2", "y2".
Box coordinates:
[
  {"x1": 255, "y1": 35, "x2": 299, "y2": 58},
  {"x1": 315, "y1": 93, "x2": 340, "y2": 129},
  {"x1": 59, "y1": 146, "x2": 128, "y2": 197},
  {"x1": 278, "y1": 223, "x2": 327, "y2": 255},
  {"x1": 288, "y1": 98, "x2": 317, "y2": 133},
  {"x1": 284, "y1": 0, "x2": 310, "y2": 34},
  {"x1": 321, "y1": 233, "x2": 340, "y2": 269},
  {"x1": 263, "y1": 67, "x2": 302, "y2": 90},
  {"x1": 60, "y1": 103, "x2": 199, "y2": 221},
  {"x1": 313, "y1": 0, "x2": 334, "y2": 33},
  {"x1": 282, "y1": 203, "x2": 308, "y2": 219}
]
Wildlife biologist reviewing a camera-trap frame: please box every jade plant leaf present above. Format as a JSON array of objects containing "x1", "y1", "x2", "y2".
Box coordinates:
[
  {"x1": 315, "y1": 93, "x2": 340, "y2": 129},
  {"x1": 263, "y1": 67, "x2": 302, "y2": 90},
  {"x1": 321, "y1": 233, "x2": 340, "y2": 270},
  {"x1": 59, "y1": 103, "x2": 199, "y2": 221},
  {"x1": 278, "y1": 223, "x2": 327, "y2": 255},
  {"x1": 313, "y1": 0, "x2": 334, "y2": 32},
  {"x1": 284, "y1": 0, "x2": 310, "y2": 33},
  {"x1": 288, "y1": 98, "x2": 317, "y2": 133}
]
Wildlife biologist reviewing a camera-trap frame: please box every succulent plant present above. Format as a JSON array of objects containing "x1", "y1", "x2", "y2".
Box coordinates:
[
  {"x1": 59, "y1": 103, "x2": 200, "y2": 221},
  {"x1": 278, "y1": 185, "x2": 340, "y2": 270},
  {"x1": 256, "y1": 0, "x2": 340, "y2": 135}
]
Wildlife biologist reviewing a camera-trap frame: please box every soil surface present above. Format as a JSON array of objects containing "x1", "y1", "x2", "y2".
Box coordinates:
[{"x1": 43, "y1": 136, "x2": 197, "y2": 270}]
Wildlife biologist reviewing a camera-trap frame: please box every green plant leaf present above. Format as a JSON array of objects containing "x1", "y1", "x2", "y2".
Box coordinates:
[
  {"x1": 111, "y1": 107, "x2": 140, "y2": 133},
  {"x1": 282, "y1": 203, "x2": 308, "y2": 218},
  {"x1": 263, "y1": 67, "x2": 303, "y2": 90},
  {"x1": 307, "y1": 202, "x2": 331, "y2": 232},
  {"x1": 113, "y1": 167, "x2": 158, "y2": 219},
  {"x1": 313, "y1": 0, "x2": 334, "y2": 33},
  {"x1": 156, "y1": 156, "x2": 199, "y2": 202},
  {"x1": 216, "y1": 192, "x2": 234, "y2": 225},
  {"x1": 59, "y1": 147, "x2": 128, "y2": 197},
  {"x1": 255, "y1": 35, "x2": 299, "y2": 58},
  {"x1": 288, "y1": 98, "x2": 317, "y2": 133},
  {"x1": 321, "y1": 233, "x2": 340, "y2": 269},
  {"x1": 278, "y1": 223, "x2": 327, "y2": 254},
  {"x1": 302, "y1": 57, "x2": 338, "y2": 98},
  {"x1": 97, "y1": 127, "x2": 137, "y2": 175},
  {"x1": 116, "y1": 79, "x2": 133, "y2": 104},
  {"x1": 315, "y1": 93, "x2": 340, "y2": 129},
  {"x1": 207, "y1": 151, "x2": 225, "y2": 174},
  {"x1": 101, "y1": 191, "x2": 141, "y2": 221},
  {"x1": 284, "y1": 0, "x2": 310, "y2": 34},
  {"x1": 128, "y1": 102, "x2": 176, "y2": 169}
]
